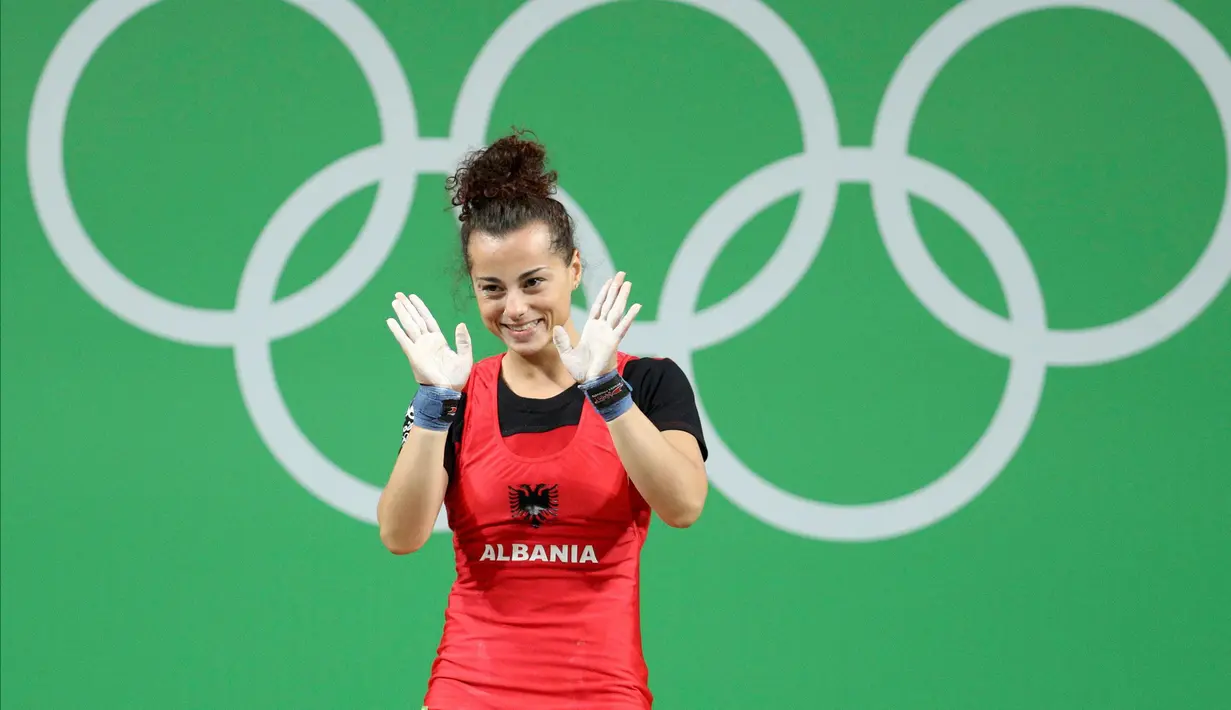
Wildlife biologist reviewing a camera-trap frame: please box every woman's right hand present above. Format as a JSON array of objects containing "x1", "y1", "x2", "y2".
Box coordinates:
[{"x1": 386, "y1": 293, "x2": 473, "y2": 391}]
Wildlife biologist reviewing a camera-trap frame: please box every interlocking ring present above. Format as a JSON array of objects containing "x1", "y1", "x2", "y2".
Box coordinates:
[{"x1": 29, "y1": 0, "x2": 1231, "y2": 541}]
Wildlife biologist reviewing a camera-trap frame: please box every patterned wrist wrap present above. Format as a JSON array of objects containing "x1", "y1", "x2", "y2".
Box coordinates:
[
  {"x1": 579, "y1": 370, "x2": 634, "y2": 423},
  {"x1": 411, "y1": 385, "x2": 462, "y2": 432}
]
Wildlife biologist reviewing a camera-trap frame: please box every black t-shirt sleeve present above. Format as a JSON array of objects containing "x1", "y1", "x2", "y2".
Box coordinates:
[
  {"x1": 398, "y1": 396, "x2": 464, "y2": 476},
  {"x1": 624, "y1": 357, "x2": 709, "y2": 461}
]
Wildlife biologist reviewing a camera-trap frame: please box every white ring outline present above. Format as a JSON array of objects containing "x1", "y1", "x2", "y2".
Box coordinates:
[
  {"x1": 668, "y1": 151, "x2": 1049, "y2": 541},
  {"x1": 871, "y1": 0, "x2": 1231, "y2": 366},
  {"x1": 27, "y1": 0, "x2": 419, "y2": 346}
]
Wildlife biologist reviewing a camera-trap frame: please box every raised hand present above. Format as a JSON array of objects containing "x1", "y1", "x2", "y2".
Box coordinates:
[
  {"x1": 553, "y1": 272, "x2": 641, "y2": 383},
  {"x1": 386, "y1": 293, "x2": 473, "y2": 391}
]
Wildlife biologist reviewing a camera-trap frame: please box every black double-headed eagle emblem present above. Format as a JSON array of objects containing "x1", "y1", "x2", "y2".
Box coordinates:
[{"x1": 508, "y1": 483, "x2": 559, "y2": 528}]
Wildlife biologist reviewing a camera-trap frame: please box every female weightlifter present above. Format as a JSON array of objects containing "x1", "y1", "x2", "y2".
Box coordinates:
[{"x1": 378, "y1": 129, "x2": 710, "y2": 709}]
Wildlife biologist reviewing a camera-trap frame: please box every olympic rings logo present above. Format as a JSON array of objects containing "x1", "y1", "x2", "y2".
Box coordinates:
[{"x1": 29, "y1": 0, "x2": 1231, "y2": 541}]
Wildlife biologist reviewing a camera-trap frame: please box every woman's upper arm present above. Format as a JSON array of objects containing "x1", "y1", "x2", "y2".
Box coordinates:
[
  {"x1": 662, "y1": 429, "x2": 705, "y2": 470},
  {"x1": 626, "y1": 357, "x2": 710, "y2": 462}
]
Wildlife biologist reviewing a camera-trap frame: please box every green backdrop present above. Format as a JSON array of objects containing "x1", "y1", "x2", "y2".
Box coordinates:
[{"x1": 3, "y1": 1, "x2": 1229, "y2": 708}]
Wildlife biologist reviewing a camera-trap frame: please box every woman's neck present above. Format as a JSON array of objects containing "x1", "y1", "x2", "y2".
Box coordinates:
[{"x1": 502, "y1": 350, "x2": 574, "y2": 398}]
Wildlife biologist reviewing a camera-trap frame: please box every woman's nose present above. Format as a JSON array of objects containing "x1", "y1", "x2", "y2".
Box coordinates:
[{"x1": 504, "y1": 291, "x2": 527, "y2": 320}]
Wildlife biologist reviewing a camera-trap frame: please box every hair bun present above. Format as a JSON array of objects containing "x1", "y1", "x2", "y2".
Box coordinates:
[{"x1": 447, "y1": 128, "x2": 558, "y2": 222}]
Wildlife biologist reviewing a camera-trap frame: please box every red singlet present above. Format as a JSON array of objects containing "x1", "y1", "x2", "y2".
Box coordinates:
[{"x1": 423, "y1": 352, "x2": 654, "y2": 710}]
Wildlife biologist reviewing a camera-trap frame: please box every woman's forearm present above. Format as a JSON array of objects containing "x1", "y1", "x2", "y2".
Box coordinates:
[
  {"x1": 377, "y1": 428, "x2": 450, "y2": 554},
  {"x1": 605, "y1": 405, "x2": 708, "y2": 528}
]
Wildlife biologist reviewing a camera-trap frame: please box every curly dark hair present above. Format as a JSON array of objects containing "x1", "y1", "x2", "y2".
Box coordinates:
[{"x1": 445, "y1": 128, "x2": 577, "y2": 274}]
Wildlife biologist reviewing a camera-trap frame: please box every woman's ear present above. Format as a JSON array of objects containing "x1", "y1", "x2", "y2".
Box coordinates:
[{"x1": 570, "y1": 248, "x2": 582, "y2": 289}]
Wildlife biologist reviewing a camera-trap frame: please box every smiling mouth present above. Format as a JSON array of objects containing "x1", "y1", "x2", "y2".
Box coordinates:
[{"x1": 502, "y1": 319, "x2": 543, "y2": 333}]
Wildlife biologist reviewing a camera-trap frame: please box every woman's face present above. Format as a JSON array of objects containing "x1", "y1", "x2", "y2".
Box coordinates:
[{"x1": 468, "y1": 221, "x2": 581, "y2": 358}]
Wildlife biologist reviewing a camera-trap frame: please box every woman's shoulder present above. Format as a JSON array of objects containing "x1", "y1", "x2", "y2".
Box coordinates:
[
  {"x1": 620, "y1": 355, "x2": 697, "y2": 412},
  {"x1": 620, "y1": 354, "x2": 708, "y2": 459},
  {"x1": 621, "y1": 354, "x2": 690, "y2": 390}
]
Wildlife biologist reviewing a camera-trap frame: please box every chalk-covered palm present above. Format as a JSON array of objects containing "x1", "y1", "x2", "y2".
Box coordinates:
[
  {"x1": 386, "y1": 293, "x2": 473, "y2": 391},
  {"x1": 553, "y1": 272, "x2": 641, "y2": 383}
]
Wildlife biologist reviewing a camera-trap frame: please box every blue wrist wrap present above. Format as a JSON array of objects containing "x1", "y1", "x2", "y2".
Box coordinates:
[
  {"x1": 410, "y1": 385, "x2": 462, "y2": 432},
  {"x1": 579, "y1": 370, "x2": 634, "y2": 423}
]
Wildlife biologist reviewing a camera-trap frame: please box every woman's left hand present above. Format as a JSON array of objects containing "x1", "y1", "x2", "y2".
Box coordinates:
[{"x1": 553, "y1": 271, "x2": 641, "y2": 383}]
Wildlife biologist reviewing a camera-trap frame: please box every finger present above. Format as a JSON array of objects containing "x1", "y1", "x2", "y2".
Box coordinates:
[
  {"x1": 393, "y1": 298, "x2": 423, "y2": 340},
  {"x1": 454, "y1": 322, "x2": 473, "y2": 364},
  {"x1": 408, "y1": 294, "x2": 439, "y2": 333},
  {"x1": 401, "y1": 290, "x2": 435, "y2": 332},
  {"x1": 395, "y1": 293, "x2": 427, "y2": 336},
  {"x1": 552, "y1": 325, "x2": 572, "y2": 355},
  {"x1": 614, "y1": 303, "x2": 641, "y2": 341},
  {"x1": 599, "y1": 271, "x2": 624, "y2": 320},
  {"x1": 588, "y1": 278, "x2": 611, "y2": 320},
  {"x1": 386, "y1": 317, "x2": 414, "y2": 354},
  {"x1": 607, "y1": 280, "x2": 632, "y2": 328},
  {"x1": 393, "y1": 296, "x2": 421, "y2": 335}
]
